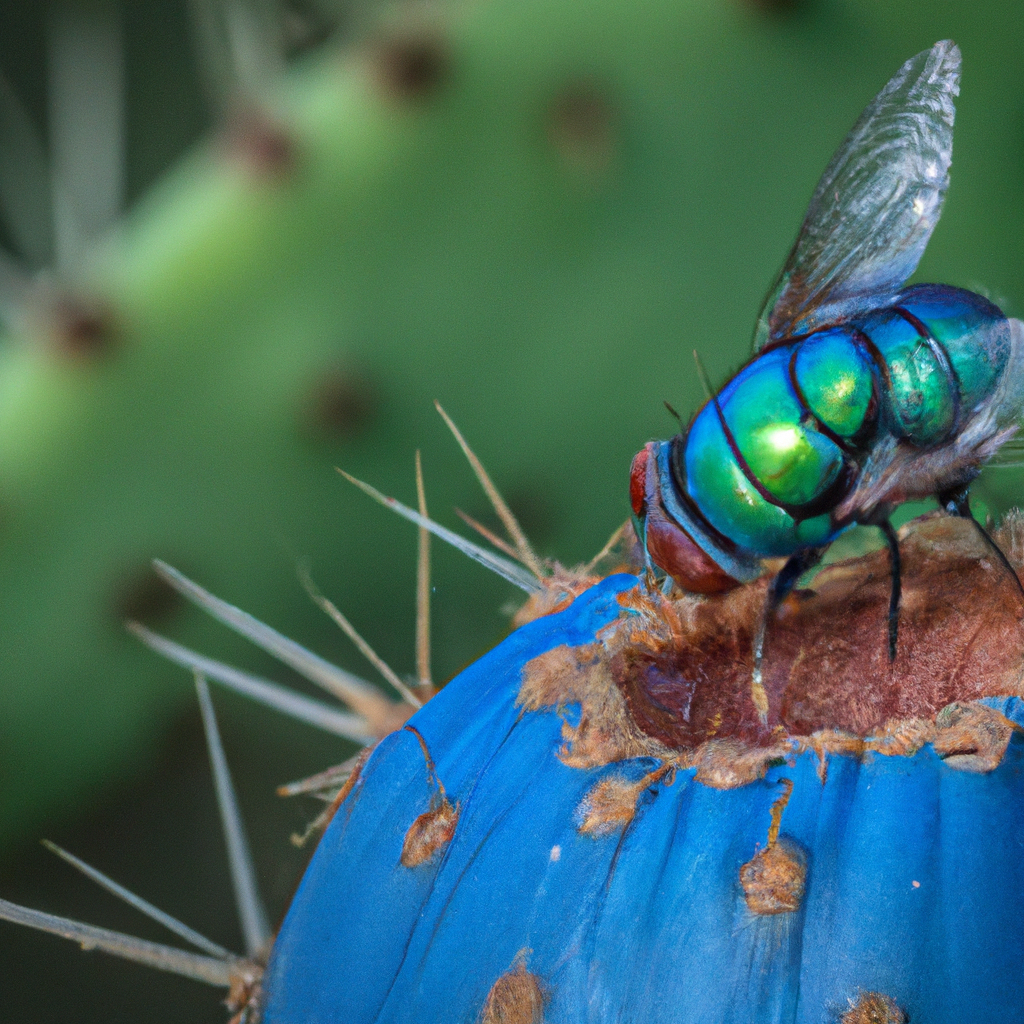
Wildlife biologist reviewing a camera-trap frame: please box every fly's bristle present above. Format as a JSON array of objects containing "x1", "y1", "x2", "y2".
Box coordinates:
[
  {"x1": 151, "y1": 559, "x2": 393, "y2": 722},
  {"x1": 434, "y1": 401, "x2": 547, "y2": 580},
  {"x1": 195, "y1": 675, "x2": 271, "y2": 958},
  {"x1": 299, "y1": 566, "x2": 423, "y2": 709},
  {"x1": 692, "y1": 349, "x2": 715, "y2": 401},
  {"x1": 128, "y1": 621, "x2": 376, "y2": 742},
  {"x1": 338, "y1": 470, "x2": 543, "y2": 594}
]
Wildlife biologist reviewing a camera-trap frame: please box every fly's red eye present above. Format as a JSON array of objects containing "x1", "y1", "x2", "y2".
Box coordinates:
[{"x1": 629, "y1": 447, "x2": 650, "y2": 517}]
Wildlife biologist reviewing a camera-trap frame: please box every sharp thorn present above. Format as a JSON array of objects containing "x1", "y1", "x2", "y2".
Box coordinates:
[
  {"x1": 128, "y1": 623, "x2": 376, "y2": 743},
  {"x1": 298, "y1": 566, "x2": 423, "y2": 709},
  {"x1": 0, "y1": 897, "x2": 238, "y2": 987},
  {"x1": 454, "y1": 508, "x2": 522, "y2": 562},
  {"x1": 415, "y1": 451, "x2": 434, "y2": 694},
  {"x1": 338, "y1": 470, "x2": 543, "y2": 594},
  {"x1": 41, "y1": 841, "x2": 233, "y2": 960},
  {"x1": 433, "y1": 401, "x2": 547, "y2": 579},
  {"x1": 0, "y1": 70, "x2": 53, "y2": 269},
  {"x1": 583, "y1": 520, "x2": 629, "y2": 574},
  {"x1": 47, "y1": 1, "x2": 125, "y2": 270},
  {"x1": 195, "y1": 675, "x2": 271, "y2": 958},
  {"x1": 276, "y1": 757, "x2": 360, "y2": 799},
  {"x1": 150, "y1": 560, "x2": 394, "y2": 723}
]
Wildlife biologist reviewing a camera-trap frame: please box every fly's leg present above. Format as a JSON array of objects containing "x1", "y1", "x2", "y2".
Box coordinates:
[
  {"x1": 938, "y1": 484, "x2": 1024, "y2": 599},
  {"x1": 877, "y1": 520, "x2": 901, "y2": 662},
  {"x1": 751, "y1": 545, "x2": 824, "y2": 724}
]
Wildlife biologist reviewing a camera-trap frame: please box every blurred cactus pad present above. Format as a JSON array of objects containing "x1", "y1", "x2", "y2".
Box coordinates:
[{"x1": 1, "y1": 0, "x2": 1024, "y2": 867}]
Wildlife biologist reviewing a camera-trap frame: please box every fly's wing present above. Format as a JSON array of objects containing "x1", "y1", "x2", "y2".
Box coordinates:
[{"x1": 753, "y1": 40, "x2": 961, "y2": 351}]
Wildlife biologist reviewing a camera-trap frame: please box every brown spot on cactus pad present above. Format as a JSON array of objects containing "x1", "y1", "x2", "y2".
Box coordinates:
[
  {"x1": 302, "y1": 366, "x2": 378, "y2": 438},
  {"x1": 224, "y1": 107, "x2": 295, "y2": 177},
  {"x1": 548, "y1": 84, "x2": 616, "y2": 176},
  {"x1": 401, "y1": 794, "x2": 458, "y2": 867},
  {"x1": 740, "y1": 778, "x2": 805, "y2": 914},
  {"x1": 576, "y1": 761, "x2": 672, "y2": 836},
  {"x1": 400, "y1": 725, "x2": 458, "y2": 867},
  {"x1": 372, "y1": 34, "x2": 448, "y2": 100},
  {"x1": 38, "y1": 294, "x2": 116, "y2": 358}
]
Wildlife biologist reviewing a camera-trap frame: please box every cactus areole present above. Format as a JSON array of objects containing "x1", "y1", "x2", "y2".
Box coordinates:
[{"x1": 262, "y1": 514, "x2": 1024, "y2": 1023}]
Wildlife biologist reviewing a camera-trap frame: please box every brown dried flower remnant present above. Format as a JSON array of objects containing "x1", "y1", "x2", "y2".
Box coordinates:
[
  {"x1": 617, "y1": 515, "x2": 1024, "y2": 747},
  {"x1": 528, "y1": 514, "x2": 1024, "y2": 753}
]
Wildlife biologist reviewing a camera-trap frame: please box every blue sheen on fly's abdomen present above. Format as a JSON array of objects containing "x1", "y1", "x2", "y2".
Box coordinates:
[
  {"x1": 896, "y1": 283, "x2": 1011, "y2": 415},
  {"x1": 259, "y1": 578, "x2": 1024, "y2": 1024}
]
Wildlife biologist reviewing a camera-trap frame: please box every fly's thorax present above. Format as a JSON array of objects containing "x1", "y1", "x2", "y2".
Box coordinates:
[
  {"x1": 683, "y1": 346, "x2": 844, "y2": 558},
  {"x1": 790, "y1": 326, "x2": 876, "y2": 440}
]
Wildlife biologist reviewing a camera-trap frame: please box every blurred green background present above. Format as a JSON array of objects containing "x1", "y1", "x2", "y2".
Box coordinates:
[{"x1": 0, "y1": 0, "x2": 1022, "y2": 1019}]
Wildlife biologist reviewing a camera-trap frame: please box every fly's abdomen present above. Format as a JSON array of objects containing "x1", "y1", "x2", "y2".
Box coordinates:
[
  {"x1": 683, "y1": 345, "x2": 846, "y2": 557},
  {"x1": 862, "y1": 284, "x2": 1010, "y2": 446},
  {"x1": 903, "y1": 284, "x2": 1012, "y2": 411}
]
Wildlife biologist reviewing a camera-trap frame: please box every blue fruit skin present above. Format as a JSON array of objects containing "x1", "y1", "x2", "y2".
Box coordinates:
[{"x1": 262, "y1": 578, "x2": 1024, "y2": 1024}]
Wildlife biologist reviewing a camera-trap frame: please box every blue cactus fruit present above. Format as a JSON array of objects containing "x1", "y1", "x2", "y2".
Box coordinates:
[
  {"x1": 257, "y1": 510, "x2": 1024, "y2": 1024},
  {"x1": 2, "y1": 416, "x2": 1024, "y2": 1023}
]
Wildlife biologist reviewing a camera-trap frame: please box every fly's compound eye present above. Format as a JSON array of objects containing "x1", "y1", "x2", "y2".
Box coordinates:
[
  {"x1": 629, "y1": 446, "x2": 650, "y2": 519},
  {"x1": 632, "y1": 442, "x2": 741, "y2": 595}
]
